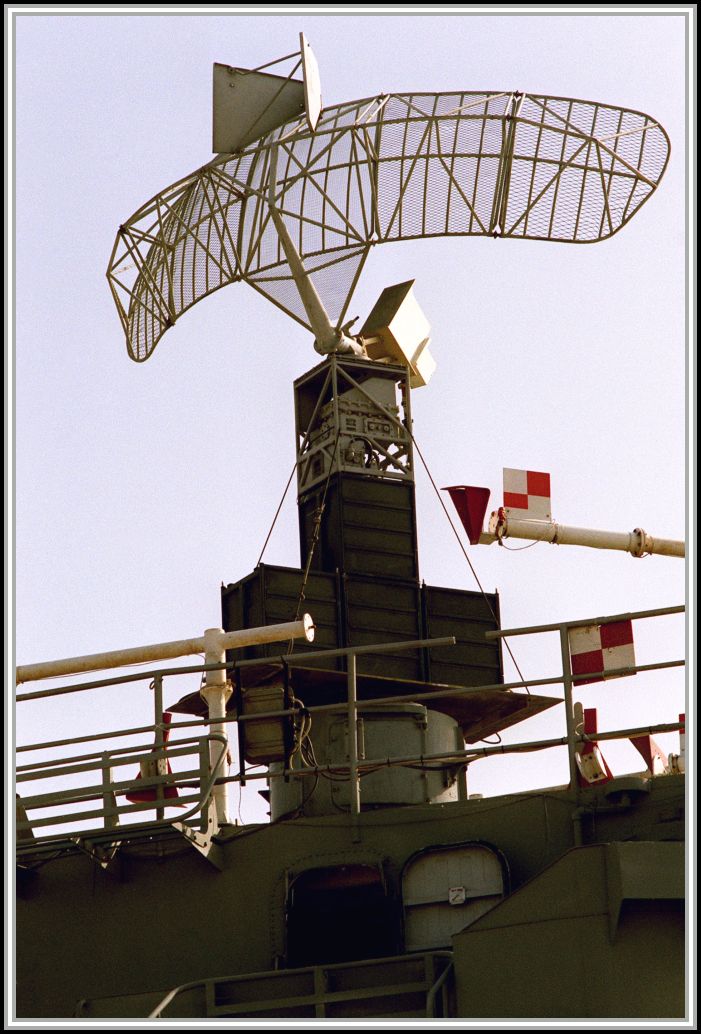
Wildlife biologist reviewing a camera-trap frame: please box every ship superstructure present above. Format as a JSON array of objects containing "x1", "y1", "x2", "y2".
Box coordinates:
[
  {"x1": 15, "y1": 348, "x2": 686, "y2": 1019},
  {"x1": 15, "y1": 33, "x2": 686, "y2": 1021}
]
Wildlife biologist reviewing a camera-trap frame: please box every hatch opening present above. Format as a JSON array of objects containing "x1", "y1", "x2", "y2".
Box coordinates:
[{"x1": 286, "y1": 864, "x2": 398, "y2": 967}]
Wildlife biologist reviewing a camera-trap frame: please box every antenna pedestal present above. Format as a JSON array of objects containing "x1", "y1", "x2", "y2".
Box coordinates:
[{"x1": 294, "y1": 355, "x2": 419, "y2": 581}]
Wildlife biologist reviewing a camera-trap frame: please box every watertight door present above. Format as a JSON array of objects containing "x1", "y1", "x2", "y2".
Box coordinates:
[{"x1": 402, "y1": 844, "x2": 505, "y2": 951}]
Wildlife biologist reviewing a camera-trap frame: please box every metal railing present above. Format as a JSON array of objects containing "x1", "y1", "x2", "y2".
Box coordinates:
[
  {"x1": 141, "y1": 951, "x2": 454, "y2": 1019},
  {"x1": 15, "y1": 606, "x2": 684, "y2": 846},
  {"x1": 485, "y1": 604, "x2": 685, "y2": 788},
  {"x1": 16, "y1": 732, "x2": 227, "y2": 838}
]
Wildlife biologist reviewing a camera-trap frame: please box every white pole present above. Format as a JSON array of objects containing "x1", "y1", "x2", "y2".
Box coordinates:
[
  {"x1": 267, "y1": 145, "x2": 361, "y2": 356},
  {"x1": 481, "y1": 516, "x2": 684, "y2": 558},
  {"x1": 16, "y1": 615, "x2": 315, "y2": 685},
  {"x1": 201, "y1": 628, "x2": 233, "y2": 825}
]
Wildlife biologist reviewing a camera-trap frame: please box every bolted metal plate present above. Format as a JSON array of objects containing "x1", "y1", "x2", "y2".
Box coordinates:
[{"x1": 212, "y1": 64, "x2": 305, "y2": 154}]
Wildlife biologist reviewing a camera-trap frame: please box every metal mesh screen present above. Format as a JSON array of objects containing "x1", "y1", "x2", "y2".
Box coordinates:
[{"x1": 108, "y1": 90, "x2": 669, "y2": 361}]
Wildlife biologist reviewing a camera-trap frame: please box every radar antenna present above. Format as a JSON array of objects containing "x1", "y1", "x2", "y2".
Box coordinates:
[{"x1": 107, "y1": 38, "x2": 670, "y2": 386}]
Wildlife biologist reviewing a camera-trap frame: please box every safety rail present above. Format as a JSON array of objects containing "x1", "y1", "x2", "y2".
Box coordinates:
[
  {"x1": 16, "y1": 733, "x2": 226, "y2": 837},
  {"x1": 16, "y1": 606, "x2": 684, "y2": 847},
  {"x1": 484, "y1": 603, "x2": 685, "y2": 788},
  {"x1": 78, "y1": 951, "x2": 454, "y2": 1019}
]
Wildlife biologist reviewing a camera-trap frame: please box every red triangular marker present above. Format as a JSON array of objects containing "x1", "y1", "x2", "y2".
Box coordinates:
[
  {"x1": 629, "y1": 734, "x2": 667, "y2": 773},
  {"x1": 126, "y1": 712, "x2": 179, "y2": 803},
  {"x1": 443, "y1": 486, "x2": 491, "y2": 545}
]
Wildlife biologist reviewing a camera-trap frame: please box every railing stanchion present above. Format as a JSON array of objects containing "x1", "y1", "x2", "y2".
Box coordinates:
[
  {"x1": 348, "y1": 652, "x2": 361, "y2": 841},
  {"x1": 101, "y1": 756, "x2": 119, "y2": 830},
  {"x1": 559, "y1": 626, "x2": 580, "y2": 791},
  {"x1": 153, "y1": 675, "x2": 165, "y2": 821},
  {"x1": 199, "y1": 737, "x2": 215, "y2": 833}
]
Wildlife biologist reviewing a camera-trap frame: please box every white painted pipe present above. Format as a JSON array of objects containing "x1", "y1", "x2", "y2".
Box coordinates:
[
  {"x1": 15, "y1": 615, "x2": 315, "y2": 685},
  {"x1": 481, "y1": 515, "x2": 684, "y2": 558},
  {"x1": 268, "y1": 146, "x2": 361, "y2": 356},
  {"x1": 201, "y1": 627, "x2": 233, "y2": 825}
]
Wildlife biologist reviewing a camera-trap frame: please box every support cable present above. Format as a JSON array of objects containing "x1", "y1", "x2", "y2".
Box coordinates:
[
  {"x1": 410, "y1": 433, "x2": 531, "y2": 695},
  {"x1": 256, "y1": 461, "x2": 298, "y2": 568},
  {"x1": 290, "y1": 429, "x2": 342, "y2": 633}
]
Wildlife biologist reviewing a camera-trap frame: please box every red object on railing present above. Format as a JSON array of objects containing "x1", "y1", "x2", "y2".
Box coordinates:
[
  {"x1": 629, "y1": 734, "x2": 668, "y2": 773},
  {"x1": 576, "y1": 707, "x2": 613, "y2": 787},
  {"x1": 125, "y1": 712, "x2": 179, "y2": 803}
]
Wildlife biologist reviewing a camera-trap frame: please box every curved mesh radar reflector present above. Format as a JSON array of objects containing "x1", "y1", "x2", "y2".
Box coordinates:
[{"x1": 108, "y1": 91, "x2": 669, "y2": 361}]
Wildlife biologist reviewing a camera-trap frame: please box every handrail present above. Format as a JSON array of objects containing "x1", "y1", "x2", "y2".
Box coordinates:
[
  {"x1": 16, "y1": 607, "x2": 684, "y2": 844},
  {"x1": 16, "y1": 736, "x2": 228, "y2": 839},
  {"x1": 16, "y1": 635, "x2": 458, "y2": 702},
  {"x1": 426, "y1": 954, "x2": 454, "y2": 1017},
  {"x1": 146, "y1": 951, "x2": 455, "y2": 1019},
  {"x1": 487, "y1": 603, "x2": 685, "y2": 788},
  {"x1": 15, "y1": 636, "x2": 455, "y2": 841},
  {"x1": 484, "y1": 603, "x2": 684, "y2": 637},
  {"x1": 17, "y1": 731, "x2": 209, "y2": 774},
  {"x1": 149, "y1": 977, "x2": 207, "y2": 1020},
  {"x1": 211, "y1": 718, "x2": 686, "y2": 786},
  {"x1": 17, "y1": 708, "x2": 684, "y2": 843},
  {"x1": 15, "y1": 657, "x2": 684, "y2": 759}
]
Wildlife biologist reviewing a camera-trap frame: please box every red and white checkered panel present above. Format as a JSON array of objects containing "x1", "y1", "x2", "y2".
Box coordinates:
[
  {"x1": 503, "y1": 468, "x2": 551, "y2": 520},
  {"x1": 569, "y1": 620, "x2": 635, "y2": 686}
]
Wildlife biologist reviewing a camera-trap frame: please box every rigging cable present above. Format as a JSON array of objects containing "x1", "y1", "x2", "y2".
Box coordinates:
[
  {"x1": 255, "y1": 459, "x2": 298, "y2": 568},
  {"x1": 290, "y1": 429, "x2": 342, "y2": 633},
  {"x1": 254, "y1": 428, "x2": 341, "y2": 642},
  {"x1": 410, "y1": 432, "x2": 531, "y2": 696}
]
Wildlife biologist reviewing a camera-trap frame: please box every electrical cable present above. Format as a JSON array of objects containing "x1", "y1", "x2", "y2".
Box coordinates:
[{"x1": 479, "y1": 732, "x2": 503, "y2": 745}]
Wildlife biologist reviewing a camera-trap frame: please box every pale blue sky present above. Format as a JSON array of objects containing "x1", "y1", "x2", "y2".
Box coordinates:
[{"x1": 11, "y1": 9, "x2": 689, "y2": 822}]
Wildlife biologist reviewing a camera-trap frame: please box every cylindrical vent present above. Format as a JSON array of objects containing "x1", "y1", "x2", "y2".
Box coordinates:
[{"x1": 269, "y1": 703, "x2": 464, "y2": 820}]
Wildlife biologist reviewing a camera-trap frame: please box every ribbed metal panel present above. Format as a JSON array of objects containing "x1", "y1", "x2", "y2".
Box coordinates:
[
  {"x1": 221, "y1": 565, "x2": 342, "y2": 669},
  {"x1": 344, "y1": 574, "x2": 423, "y2": 680},
  {"x1": 424, "y1": 586, "x2": 502, "y2": 687},
  {"x1": 221, "y1": 566, "x2": 502, "y2": 688},
  {"x1": 299, "y1": 474, "x2": 419, "y2": 581}
]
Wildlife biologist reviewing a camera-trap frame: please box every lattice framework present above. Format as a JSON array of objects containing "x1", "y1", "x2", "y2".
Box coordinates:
[{"x1": 107, "y1": 90, "x2": 669, "y2": 361}]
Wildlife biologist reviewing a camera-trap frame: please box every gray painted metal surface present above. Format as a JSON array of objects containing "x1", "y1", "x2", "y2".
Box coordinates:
[
  {"x1": 268, "y1": 704, "x2": 463, "y2": 819},
  {"x1": 403, "y1": 843, "x2": 505, "y2": 951}
]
